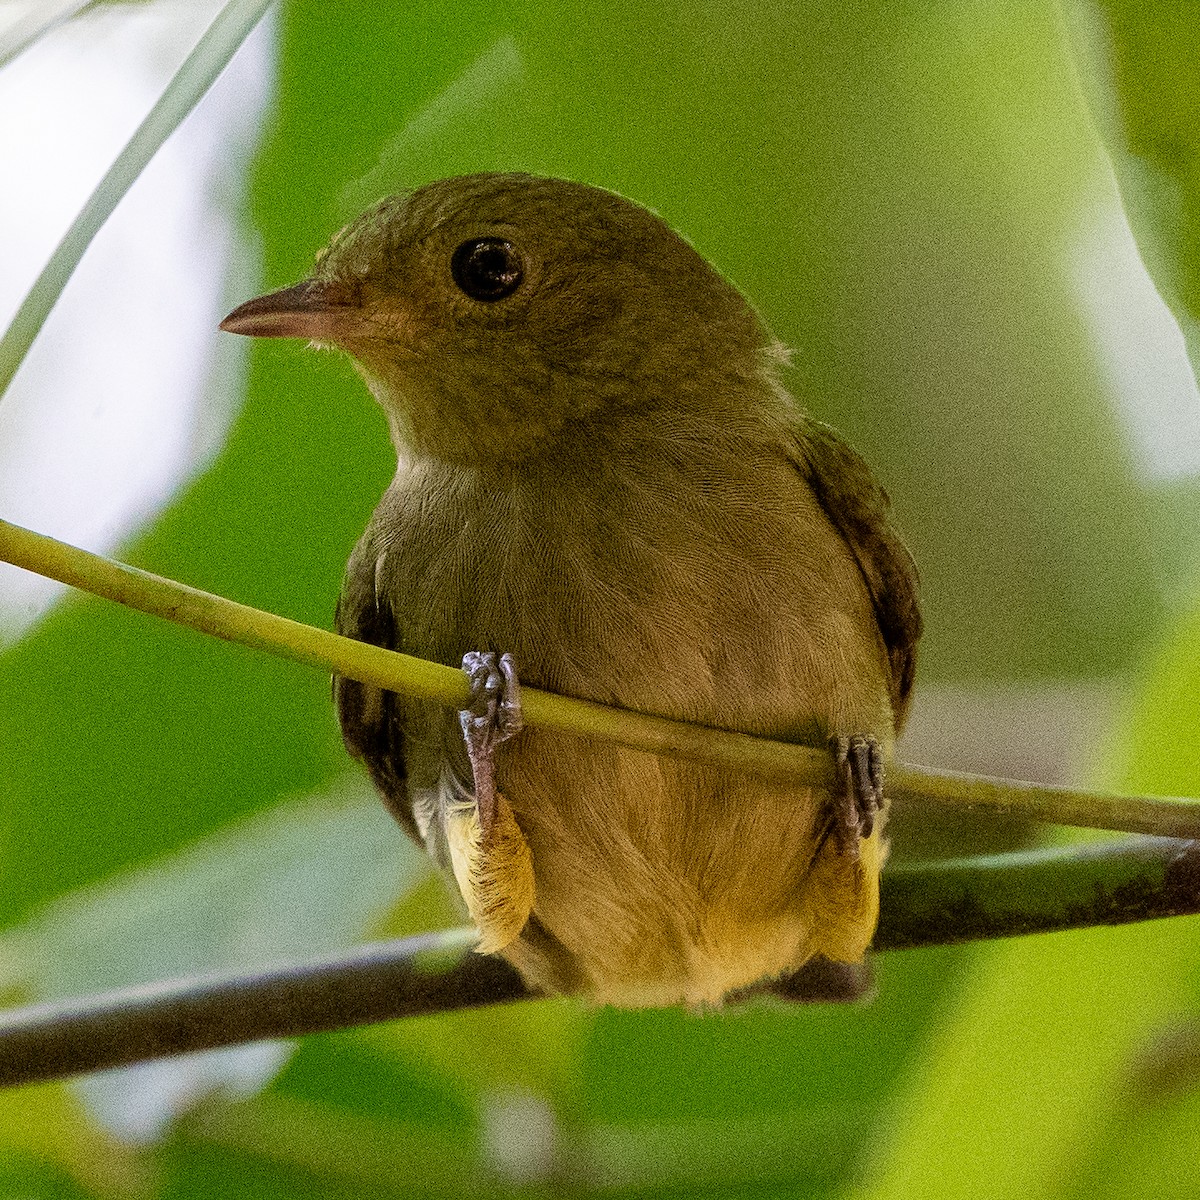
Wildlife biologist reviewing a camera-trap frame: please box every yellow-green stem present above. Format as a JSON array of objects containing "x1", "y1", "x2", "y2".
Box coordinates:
[
  {"x1": 3, "y1": 515, "x2": 1199, "y2": 839},
  {"x1": 0, "y1": 0, "x2": 275, "y2": 399}
]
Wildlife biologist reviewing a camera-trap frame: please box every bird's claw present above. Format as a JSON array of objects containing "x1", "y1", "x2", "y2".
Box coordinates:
[
  {"x1": 460, "y1": 650, "x2": 522, "y2": 742},
  {"x1": 830, "y1": 733, "x2": 884, "y2": 857}
]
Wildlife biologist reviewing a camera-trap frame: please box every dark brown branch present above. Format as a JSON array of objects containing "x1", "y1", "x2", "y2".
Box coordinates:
[
  {"x1": 3, "y1": 836, "x2": 1198, "y2": 1089},
  {"x1": 0, "y1": 930, "x2": 528, "y2": 1090},
  {"x1": 877, "y1": 835, "x2": 1200, "y2": 947}
]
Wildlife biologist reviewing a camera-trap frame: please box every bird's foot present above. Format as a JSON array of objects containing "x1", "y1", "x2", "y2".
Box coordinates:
[
  {"x1": 451, "y1": 651, "x2": 534, "y2": 953},
  {"x1": 829, "y1": 733, "x2": 885, "y2": 859},
  {"x1": 459, "y1": 650, "x2": 523, "y2": 833}
]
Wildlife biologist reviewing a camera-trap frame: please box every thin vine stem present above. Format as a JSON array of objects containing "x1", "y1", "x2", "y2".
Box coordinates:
[
  {"x1": 0, "y1": 0, "x2": 275, "y2": 400},
  {"x1": 2, "y1": 515, "x2": 1198, "y2": 838},
  {"x1": 0, "y1": 0, "x2": 91, "y2": 71}
]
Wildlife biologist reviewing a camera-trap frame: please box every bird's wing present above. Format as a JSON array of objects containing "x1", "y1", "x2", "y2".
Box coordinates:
[
  {"x1": 791, "y1": 420, "x2": 922, "y2": 730},
  {"x1": 333, "y1": 538, "x2": 422, "y2": 845}
]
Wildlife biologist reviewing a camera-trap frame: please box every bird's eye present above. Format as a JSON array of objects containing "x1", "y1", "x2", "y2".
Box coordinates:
[{"x1": 450, "y1": 238, "x2": 523, "y2": 302}]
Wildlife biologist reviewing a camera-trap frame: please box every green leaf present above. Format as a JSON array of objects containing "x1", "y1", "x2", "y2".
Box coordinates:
[
  {"x1": 2, "y1": 780, "x2": 426, "y2": 1141},
  {"x1": 0, "y1": 0, "x2": 274, "y2": 402},
  {"x1": 1100, "y1": 599, "x2": 1200, "y2": 797},
  {"x1": 0, "y1": 1082, "x2": 145, "y2": 1198},
  {"x1": 854, "y1": 599, "x2": 1200, "y2": 1200},
  {"x1": 0, "y1": 0, "x2": 90, "y2": 71},
  {"x1": 1071, "y1": 2, "x2": 1200, "y2": 360}
]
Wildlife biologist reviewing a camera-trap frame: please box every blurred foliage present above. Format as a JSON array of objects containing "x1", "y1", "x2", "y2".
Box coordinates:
[
  {"x1": 2, "y1": 0, "x2": 1200, "y2": 1197},
  {"x1": 856, "y1": 594, "x2": 1200, "y2": 1200},
  {"x1": 0, "y1": 783, "x2": 415, "y2": 1141},
  {"x1": 1072, "y1": 1, "x2": 1200, "y2": 353}
]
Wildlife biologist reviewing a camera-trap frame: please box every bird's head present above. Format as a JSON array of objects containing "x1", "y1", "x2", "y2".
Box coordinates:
[{"x1": 222, "y1": 173, "x2": 778, "y2": 466}]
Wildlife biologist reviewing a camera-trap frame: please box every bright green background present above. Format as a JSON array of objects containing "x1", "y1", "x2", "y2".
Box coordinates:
[{"x1": 4, "y1": 1, "x2": 1200, "y2": 1195}]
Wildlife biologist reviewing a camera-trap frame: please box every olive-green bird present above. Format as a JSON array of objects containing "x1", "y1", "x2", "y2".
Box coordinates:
[{"x1": 222, "y1": 173, "x2": 921, "y2": 1007}]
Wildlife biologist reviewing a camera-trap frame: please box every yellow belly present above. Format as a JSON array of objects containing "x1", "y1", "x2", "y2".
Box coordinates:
[{"x1": 489, "y1": 736, "x2": 885, "y2": 1007}]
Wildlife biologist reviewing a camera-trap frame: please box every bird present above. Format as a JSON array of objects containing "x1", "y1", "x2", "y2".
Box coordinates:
[{"x1": 220, "y1": 172, "x2": 921, "y2": 1008}]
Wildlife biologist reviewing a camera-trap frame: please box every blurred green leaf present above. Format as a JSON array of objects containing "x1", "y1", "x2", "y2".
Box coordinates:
[
  {"x1": 181, "y1": 1092, "x2": 481, "y2": 1198},
  {"x1": 1067, "y1": 1073, "x2": 1200, "y2": 1200},
  {"x1": 358, "y1": 998, "x2": 590, "y2": 1107},
  {"x1": 0, "y1": 0, "x2": 273, "y2": 400},
  {"x1": 1100, "y1": 599, "x2": 1200, "y2": 797},
  {"x1": 855, "y1": 592, "x2": 1200, "y2": 1200},
  {"x1": 0, "y1": 1, "x2": 90, "y2": 70},
  {"x1": 0, "y1": 1081, "x2": 146, "y2": 1198},
  {"x1": 851, "y1": 918, "x2": 1200, "y2": 1200},
  {"x1": 1071, "y1": 2, "x2": 1200, "y2": 358},
  {"x1": 2, "y1": 781, "x2": 425, "y2": 1140},
  {"x1": 7, "y1": 780, "x2": 417, "y2": 996},
  {"x1": 1045, "y1": 596, "x2": 1200, "y2": 1200}
]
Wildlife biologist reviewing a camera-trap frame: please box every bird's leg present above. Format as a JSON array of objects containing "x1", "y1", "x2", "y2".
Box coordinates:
[
  {"x1": 448, "y1": 651, "x2": 535, "y2": 953},
  {"x1": 829, "y1": 733, "x2": 885, "y2": 860},
  {"x1": 459, "y1": 651, "x2": 524, "y2": 832},
  {"x1": 788, "y1": 735, "x2": 886, "y2": 969}
]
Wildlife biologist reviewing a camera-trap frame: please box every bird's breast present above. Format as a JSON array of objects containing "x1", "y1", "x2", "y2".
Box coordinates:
[{"x1": 373, "y1": 443, "x2": 888, "y2": 1002}]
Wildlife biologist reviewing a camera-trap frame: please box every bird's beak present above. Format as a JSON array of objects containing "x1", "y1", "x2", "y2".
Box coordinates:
[{"x1": 219, "y1": 279, "x2": 362, "y2": 341}]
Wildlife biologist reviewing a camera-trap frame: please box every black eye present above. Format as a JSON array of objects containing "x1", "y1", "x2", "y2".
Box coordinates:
[{"x1": 451, "y1": 238, "x2": 523, "y2": 302}]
